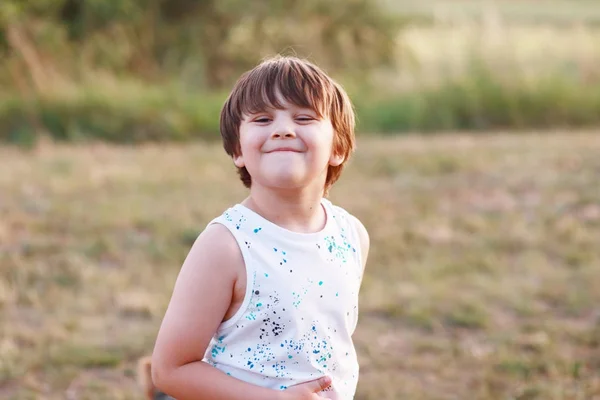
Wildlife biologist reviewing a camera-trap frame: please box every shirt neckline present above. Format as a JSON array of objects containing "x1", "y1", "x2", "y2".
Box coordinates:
[{"x1": 234, "y1": 198, "x2": 334, "y2": 241}]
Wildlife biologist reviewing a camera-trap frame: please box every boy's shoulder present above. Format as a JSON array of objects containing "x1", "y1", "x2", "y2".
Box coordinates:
[
  {"x1": 178, "y1": 222, "x2": 245, "y2": 288},
  {"x1": 190, "y1": 220, "x2": 243, "y2": 267}
]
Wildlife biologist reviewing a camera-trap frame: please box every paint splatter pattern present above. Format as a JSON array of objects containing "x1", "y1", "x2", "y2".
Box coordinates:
[{"x1": 202, "y1": 199, "x2": 363, "y2": 399}]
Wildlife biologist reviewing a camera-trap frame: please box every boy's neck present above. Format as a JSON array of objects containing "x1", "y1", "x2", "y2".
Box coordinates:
[{"x1": 242, "y1": 184, "x2": 327, "y2": 234}]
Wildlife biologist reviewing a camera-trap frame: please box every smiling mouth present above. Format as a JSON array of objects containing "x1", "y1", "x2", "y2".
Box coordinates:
[{"x1": 267, "y1": 149, "x2": 302, "y2": 153}]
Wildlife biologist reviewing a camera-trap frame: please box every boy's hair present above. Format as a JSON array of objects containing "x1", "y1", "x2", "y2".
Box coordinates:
[{"x1": 220, "y1": 55, "x2": 356, "y2": 194}]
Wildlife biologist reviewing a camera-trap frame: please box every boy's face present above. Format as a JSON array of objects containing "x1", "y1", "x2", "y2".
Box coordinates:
[{"x1": 235, "y1": 96, "x2": 343, "y2": 191}]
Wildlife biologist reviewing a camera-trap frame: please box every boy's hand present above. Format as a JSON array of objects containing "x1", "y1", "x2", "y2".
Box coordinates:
[{"x1": 282, "y1": 376, "x2": 333, "y2": 399}]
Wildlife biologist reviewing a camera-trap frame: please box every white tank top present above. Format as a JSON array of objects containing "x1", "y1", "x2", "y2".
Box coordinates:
[{"x1": 202, "y1": 198, "x2": 363, "y2": 399}]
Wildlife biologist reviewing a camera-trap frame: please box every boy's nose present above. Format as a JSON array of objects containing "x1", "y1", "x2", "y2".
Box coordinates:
[{"x1": 271, "y1": 129, "x2": 296, "y2": 139}]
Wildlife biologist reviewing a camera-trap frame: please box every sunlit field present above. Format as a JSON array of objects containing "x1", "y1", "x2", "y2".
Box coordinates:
[
  {"x1": 377, "y1": 12, "x2": 600, "y2": 93},
  {"x1": 2, "y1": 131, "x2": 599, "y2": 399},
  {"x1": 384, "y1": 0, "x2": 600, "y2": 25}
]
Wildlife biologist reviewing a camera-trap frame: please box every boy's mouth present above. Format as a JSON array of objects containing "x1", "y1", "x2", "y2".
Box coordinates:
[{"x1": 266, "y1": 147, "x2": 303, "y2": 153}]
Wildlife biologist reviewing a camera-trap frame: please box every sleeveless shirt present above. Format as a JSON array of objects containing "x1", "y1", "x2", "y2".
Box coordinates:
[{"x1": 201, "y1": 198, "x2": 364, "y2": 399}]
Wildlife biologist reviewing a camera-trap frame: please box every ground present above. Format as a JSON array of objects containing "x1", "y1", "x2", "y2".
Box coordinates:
[{"x1": 1, "y1": 131, "x2": 599, "y2": 399}]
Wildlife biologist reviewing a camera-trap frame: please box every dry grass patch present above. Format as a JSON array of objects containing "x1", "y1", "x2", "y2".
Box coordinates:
[{"x1": 1, "y1": 132, "x2": 600, "y2": 399}]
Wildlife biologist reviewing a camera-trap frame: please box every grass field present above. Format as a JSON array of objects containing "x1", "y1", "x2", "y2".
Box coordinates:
[{"x1": 1, "y1": 132, "x2": 600, "y2": 399}]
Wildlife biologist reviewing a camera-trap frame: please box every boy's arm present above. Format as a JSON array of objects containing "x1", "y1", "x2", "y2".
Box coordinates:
[{"x1": 151, "y1": 223, "x2": 287, "y2": 400}]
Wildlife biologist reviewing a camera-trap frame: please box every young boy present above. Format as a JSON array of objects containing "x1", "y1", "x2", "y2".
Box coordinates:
[{"x1": 151, "y1": 56, "x2": 369, "y2": 400}]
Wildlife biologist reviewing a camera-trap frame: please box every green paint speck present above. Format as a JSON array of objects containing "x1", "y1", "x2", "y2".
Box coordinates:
[{"x1": 319, "y1": 281, "x2": 323, "y2": 286}]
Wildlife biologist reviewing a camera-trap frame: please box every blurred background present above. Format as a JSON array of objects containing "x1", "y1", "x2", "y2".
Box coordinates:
[{"x1": 1, "y1": 0, "x2": 599, "y2": 399}]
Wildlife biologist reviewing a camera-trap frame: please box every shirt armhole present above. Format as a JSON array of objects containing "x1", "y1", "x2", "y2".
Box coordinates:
[
  {"x1": 347, "y1": 213, "x2": 364, "y2": 273},
  {"x1": 206, "y1": 219, "x2": 256, "y2": 332}
]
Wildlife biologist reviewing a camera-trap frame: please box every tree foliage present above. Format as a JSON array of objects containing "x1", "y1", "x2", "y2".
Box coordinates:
[{"x1": 0, "y1": 0, "x2": 401, "y2": 91}]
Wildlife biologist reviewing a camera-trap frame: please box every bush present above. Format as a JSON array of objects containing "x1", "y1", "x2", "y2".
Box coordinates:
[
  {"x1": 355, "y1": 65, "x2": 600, "y2": 134},
  {"x1": 0, "y1": 90, "x2": 225, "y2": 145}
]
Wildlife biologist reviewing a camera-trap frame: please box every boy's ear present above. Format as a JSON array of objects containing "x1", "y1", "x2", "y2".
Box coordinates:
[
  {"x1": 233, "y1": 153, "x2": 245, "y2": 168},
  {"x1": 329, "y1": 151, "x2": 344, "y2": 167}
]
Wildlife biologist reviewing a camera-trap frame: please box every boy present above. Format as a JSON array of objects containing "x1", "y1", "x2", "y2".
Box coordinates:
[{"x1": 151, "y1": 56, "x2": 369, "y2": 399}]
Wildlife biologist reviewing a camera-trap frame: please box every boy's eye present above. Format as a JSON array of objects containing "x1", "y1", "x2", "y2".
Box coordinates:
[
  {"x1": 254, "y1": 117, "x2": 271, "y2": 123},
  {"x1": 296, "y1": 116, "x2": 315, "y2": 122}
]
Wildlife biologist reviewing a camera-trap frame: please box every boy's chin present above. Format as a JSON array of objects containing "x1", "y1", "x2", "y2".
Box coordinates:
[
  {"x1": 267, "y1": 179, "x2": 307, "y2": 190},
  {"x1": 250, "y1": 169, "x2": 326, "y2": 191},
  {"x1": 261, "y1": 175, "x2": 315, "y2": 190}
]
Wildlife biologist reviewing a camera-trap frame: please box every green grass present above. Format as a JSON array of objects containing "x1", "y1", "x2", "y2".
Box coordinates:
[
  {"x1": 0, "y1": 88, "x2": 225, "y2": 145},
  {"x1": 356, "y1": 67, "x2": 600, "y2": 133},
  {"x1": 1, "y1": 132, "x2": 600, "y2": 399},
  {"x1": 3, "y1": 65, "x2": 600, "y2": 145}
]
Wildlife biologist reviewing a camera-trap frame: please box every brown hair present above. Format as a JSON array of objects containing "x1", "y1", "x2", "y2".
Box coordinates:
[{"x1": 220, "y1": 55, "x2": 356, "y2": 194}]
